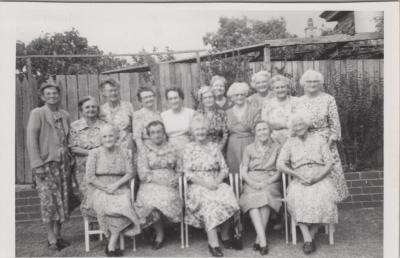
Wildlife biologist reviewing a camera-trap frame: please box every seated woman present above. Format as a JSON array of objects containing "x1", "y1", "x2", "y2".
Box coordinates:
[
  {"x1": 181, "y1": 115, "x2": 239, "y2": 257},
  {"x1": 135, "y1": 121, "x2": 182, "y2": 250},
  {"x1": 239, "y1": 121, "x2": 282, "y2": 255},
  {"x1": 277, "y1": 113, "x2": 339, "y2": 255},
  {"x1": 85, "y1": 124, "x2": 143, "y2": 257}
]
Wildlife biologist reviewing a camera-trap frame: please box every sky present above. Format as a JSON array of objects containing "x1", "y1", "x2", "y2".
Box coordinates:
[{"x1": 15, "y1": 3, "x2": 337, "y2": 58}]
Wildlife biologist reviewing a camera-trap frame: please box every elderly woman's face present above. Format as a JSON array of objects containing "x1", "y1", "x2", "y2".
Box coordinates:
[
  {"x1": 273, "y1": 81, "x2": 289, "y2": 99},
  {"x1": 255, "y1": 122, "x2": 271, "y2": 142},
  {"x1": 253, "y1": 76, "x2": 269, "y2": 94},
  {"x1": 148, "y1": 124, "x2": 165, "y2": 145},
  {"x1": 167, "y1": 91, "x2": 183, "y2": 110},
  {"x1": 193, "y1": 124, "x2": 208, "y2": 142},
  {"x1": 231, "y1": 90, "x2": 247, "y2": 106},
  {"x1": 41, "y1": 87, "x2": 60, "y2": 105},
  {"x1": 81, "y1": 99, "x2": 98, "y2": 119},
  {"x1": 201, "y1": 91, "x2": 215, "y2": 108},
  {"x1": 211, "y1": 80, "x2": 225, "y2": 97},
  {"x1": 103, "y1": 83, "x2": 120, "y2": 103},
  {"x1": 303, "y1": 75, "x2": 322, "y2": 94},
  {"x1": 293, "y1": 122, "x2": 308, "y2": 137},
  {"x1": 140, "y1": 91, "x2": 155, "y2": 109},
  {"x1": 101, "y1": 128, "x2": 117, "y2": 149}
]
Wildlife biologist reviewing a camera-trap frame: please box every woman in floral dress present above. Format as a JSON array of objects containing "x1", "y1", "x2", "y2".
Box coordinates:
[
  {"x1": 69, "y1": 96, "x2": 106, "y2": 216},
  {"x1": 195, "y1": 86, "x2": 228, "y2": 151},
  {"x1": 261, "y1": 74, "x2": 299, "y2": 146},
  {"x1": 239, "y1": 121, "x2": 282, "y2": 255},
  {"x1": 26, "y1": 82, "x2": 73, "y2": 251},
  {"x1": 86, "y1": 124, "x2": 158, "y2": 257},
  {"x1": 99, "y1": 78, "x2": 135, "y2": 159},
  {"x1": 277, "y1": 113, "x2": 339, "y2": 255},
  {"x1": 297, "y1": 69, "x2": 349, "y2": 202},
  {"x1": 135, "y1": 120, "x2": 182, "y2": 250},
  {"x1": 182, "y1": 115, "x2": 239, "y2": 257},
  {"x1": 132, "y1": 87, "x2": 162, "y2": 151},
  {"x1": 247, "y1": 71, "x2": 274, "y2": 112},
  {"x1": 210, "y1": 75, "x2": 233, "y2": 110}
]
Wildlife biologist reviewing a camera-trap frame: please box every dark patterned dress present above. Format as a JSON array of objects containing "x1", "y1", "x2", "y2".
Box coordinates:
[
  {"x1": 194, "y1": 108, "x2": 228, "y2": 149},
  {"x1": 34, "y1": 111, "x2": 73, "y2": 223},
  {"x1": 181, "y1": 142, "x2": 239, "y2": 231}
]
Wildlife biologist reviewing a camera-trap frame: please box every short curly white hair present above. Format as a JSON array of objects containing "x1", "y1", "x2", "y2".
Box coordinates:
[
  {"x1": 226, "y1": 82, "x2": 250, "y2": 98},
  {"x1": 189, "y1": 113, "x2": 210, "y2": 135},
  {"x1": 251, "y1": 70, "x2": 271, "y2": 89},
  {"x1": 288, "y1": 112, "x2": 312, "y2": 136},
  {"x1": 299, "y1": 69, "x2": 324, "y2": 87},
  {"x1": 197, "y1": 86, "x2": 214, "y2": 102},
  {"x1": 210, "y1": 75, "x2": 227, "y2": 87},
  {"x1": 270, "y1": 74, "x2": 291, "y2": 89}
]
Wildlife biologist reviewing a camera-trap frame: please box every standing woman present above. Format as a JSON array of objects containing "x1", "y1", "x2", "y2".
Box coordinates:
[
  {"x1": 26, "y1": 82, "x2": 73, "y2": 251},
  {"x1": 132, "y1": 87, "x2": 162, "y2": 151},
  {"x1": 161, "y1": 87, "x2": 195, "y2": 153},
  {"x1": 99, "y1": 78, "x2": 135, "y2": 159},
  {"x1": 239, "y1": 121, "x2": 282, "y2": 255},
  {"x1": 226, "y1": 82, "x2": 260, "y2": 175},
  {"x1": 210, "y1": 75, "x2": 233, "y2": 110},
  {"x1": 69, "y1": 96, "x2": 106, "y2": 215},
  {"x1": 297, "y1": 69, "x2": 349, "y2": 202},
  {"x1": 247, "y1": 71, "x2": 274, "y2": 112},
  {"x1": 135, "y1": 121, "x2": 182, "y2": 250},
  {"x1": 277, "y1": 113, "x2": 339, "y2": 254},
  {"x1": 261, "y1": 74, "x2": 299, "y2": 146},
  {"x1": 195, "y1": 86, "x2": 228, "y2": 150},
  {"x1": 182, "y1": 115, "x2": 239, "y2": 257}
]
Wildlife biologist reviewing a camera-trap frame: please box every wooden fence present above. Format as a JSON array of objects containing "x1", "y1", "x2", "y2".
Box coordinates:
[{"x1": 16, "y1": 59, "x2": 383, "y2": 184}]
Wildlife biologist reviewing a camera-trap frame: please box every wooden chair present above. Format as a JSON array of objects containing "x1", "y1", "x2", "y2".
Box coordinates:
[
  {"x1": 235, "y1": 165, "x2": 290, "y2": 244},
  {"x1": 286, "y1": 176, "x2": 335, "y2": 245},
  {"x1": 83, "y1": 180, "x2": 134, "y2": 252}
]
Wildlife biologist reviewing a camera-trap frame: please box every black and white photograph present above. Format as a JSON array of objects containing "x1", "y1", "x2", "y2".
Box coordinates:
[{"x1": 0, "y1": 1, "x2": 398, "y2": 258}]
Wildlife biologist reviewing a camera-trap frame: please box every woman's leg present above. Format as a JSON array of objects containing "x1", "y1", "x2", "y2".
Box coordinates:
[
  {"x1": 206, "y1": 228, "x2": 220, "y2": 247},
  {"x1": 220, "y1": 219, "x2": 231, "y2": 241},
  {"x1": 53, "y1": 221, "x2": 62, "y2": 239},
  {"x1": 309, "y1": 224, "x2": 319, "y2": 239},
  {"x1": 298, "y1": 223, "x2": 312, "y2": 242},
  {"x1": 108, "y1": 233, "x2": 120, "y2": 251},
  {"x1": 259, "y1": 206, "x2": 271, "y2": 231},
  {"x1": 249, "y1": 208, "x2": 267, "y2": 247},
  {"x1": 46, "y1": 221, "x2": 57, "y2": 243},
  {"x1": 153, "y1": 220, "x2": 165, "y2": 242}
]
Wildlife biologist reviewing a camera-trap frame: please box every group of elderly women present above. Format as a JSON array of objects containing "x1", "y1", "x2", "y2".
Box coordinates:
[{"x1": 26, "y1": 68, "x2": 349, "y2": 257}]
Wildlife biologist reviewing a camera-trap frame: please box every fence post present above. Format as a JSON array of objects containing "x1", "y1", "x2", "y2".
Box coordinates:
[
  {"x1": 196, "y1": 51, "x2": 202, "y2": 86},
  {"x1": 263, "y1": 44, "x2": 271, "y2": 73}
]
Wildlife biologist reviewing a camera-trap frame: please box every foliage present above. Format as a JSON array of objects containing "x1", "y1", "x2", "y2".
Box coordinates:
[{"x1": 374, "y1": 16, "x2": 384, "y2": 33}]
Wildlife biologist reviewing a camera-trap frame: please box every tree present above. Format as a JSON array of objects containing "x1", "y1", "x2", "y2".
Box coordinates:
[{"x1": 16, "y1": 28, "x2": 129, "y2": 83}]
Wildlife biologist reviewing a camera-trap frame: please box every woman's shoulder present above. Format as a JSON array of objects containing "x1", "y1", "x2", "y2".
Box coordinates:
[
  {"x1": 88, "y1": 146, "x2": 101, "y2": 156},
  {"x1": 70, "y1": 118, "x2": 87, "y2": 131}
]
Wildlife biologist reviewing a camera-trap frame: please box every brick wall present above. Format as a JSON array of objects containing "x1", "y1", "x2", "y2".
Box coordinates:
[{"x1": 15, "y1": 170, "x2": 383, "y2": 223}]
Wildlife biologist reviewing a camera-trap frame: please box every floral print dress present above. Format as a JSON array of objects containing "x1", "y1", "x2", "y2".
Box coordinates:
[
  {"x1": 247, "y1": 92, "x2": 274, "y2": 113},
  {"x1": 132, "y1": 108, "x2": 162, "y2": 150},
  {"x1": 277, "y1": 134, "x2": 339, "y2": 224},
  {"x1": 297, "y1": 93, "x2": 349, "y2": 202},
  {"x1": 69, "y1": 118, "x2": 106, "y2": 215},
  {"x1": 261, "y1": 96, "x2": 299, "y2": 145},
  {"x1": 194, "y1": 108, "x2": 228, "y2": 149},
  {"x1": 135, "y1": 142, "x2": 182, "y2": 224},
  {"x1": 181, "y1": 142, "x2": 239, "y2": 231}
]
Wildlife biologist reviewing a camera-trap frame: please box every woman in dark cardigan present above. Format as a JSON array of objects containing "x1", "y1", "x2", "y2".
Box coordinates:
[{"x1": 26, "y1": 82, "x2": 73, "y2": 251}]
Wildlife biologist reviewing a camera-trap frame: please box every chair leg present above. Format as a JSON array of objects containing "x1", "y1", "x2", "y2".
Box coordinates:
[
  {"x1": 180, "y1": 221, "x2": 185, "y2": 249},
  {"x1": 120, "y1": 236, "x2": 125, "y2": 250},
  {"x1": 329, "y1": 224, "x2": 335, "y2": 245},
  {"x1": 99, "y1": 233, "x2": 103, "y2": 241},
  {"x1": 291, "y1": 217, "x2": 297, "y2": 245},
  {"x1": 132, "y1": 236, "x2": 136, "y2": 251},
  {"x1": 84, "y1": 218, "x2": 90, "y2": 252},
  {"x1": 185, "y1": 223, "x2": 189, "y2": 247},
  {"x1": 325, "y1": 224, "x2": 329, "y2": 234},
  {"x1": 284, "y1": 203, "x2": 289, "y2": 244}
]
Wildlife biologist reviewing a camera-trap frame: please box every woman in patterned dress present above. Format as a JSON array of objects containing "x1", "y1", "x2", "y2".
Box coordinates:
[
  {"x1": 69, "y1": 96, "x2": 106, "y2": 216},
  {"x1": 195, "y1": 86, "x2": 228, "y2": 151},
  {"x1": 86, "y1": 124, "x2": 158, "y2": 257},
  {"x1": 277, "y1": 113, "x2": 339, "y2": 255},
  {"x1": 247, "y1": 71, "x2": 274, "y2": 112},
  {"x1": 261, "y1": 75, "x2": 299, "y2": 146},
  {"x1": 182, "y1": 115, "x2": 240, "y2": 257},
  {"x1": 132, "y1": 87, "x2": 162, "y2": 151},
  {"x1": 26, "y1": 82, "x2": 73, "y2": 251},
  {"x1": 135, "y1": 121, "x2": 182, "y2": 250},
  {"x1": 239, "y1": 121, "x2": 282, "y2": 255},
  {"x1": 297, "y1": 69, "x2": 349, "y2": 202},
  {"x1": 210, "y1": 75, "x2": 233, "y2": 110},
  {"x1": 99, "y1": 78, "x2": 135, "y2": 159}
]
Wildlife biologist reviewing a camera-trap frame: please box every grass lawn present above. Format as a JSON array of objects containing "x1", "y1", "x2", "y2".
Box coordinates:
[{"x1": 16, "y1": 207, "x2": 382, "y2": 257}]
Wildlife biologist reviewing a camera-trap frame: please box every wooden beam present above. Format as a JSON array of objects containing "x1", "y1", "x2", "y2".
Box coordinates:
[{"x1": 263, "y1": 45, "x2": 271, "y2": 72}]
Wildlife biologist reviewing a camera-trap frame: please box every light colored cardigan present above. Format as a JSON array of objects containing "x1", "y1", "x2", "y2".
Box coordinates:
[{"x1": 26, "y1": 105, "x2": 71, "y2": 169}]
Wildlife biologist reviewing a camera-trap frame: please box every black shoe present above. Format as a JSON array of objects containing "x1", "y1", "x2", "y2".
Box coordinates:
[
  {"x1": 47, "y1": 241, "x2": 59, "y2": 251},
  {"x1": 152, "y1": 240, "x2": 164, "y2": 250},
  {"x1": 208, "y1": 245, "x2": 224, "y2": 257},
  {"x1": 105, "y1": 246, "x2": 122, "y2": 257},
  {"x1": 56, "y1": 238, "x2": 70, "y2": 250},
  {"x1": 253, "y1": 243, "x2": 260, "y2": 251},
  {"x1": 221, "y1": 239, "x2": 233, "y2": 249},
  {"x1": 232, "y1": 234, "x2": 243, "y2": 250},
  {"x1": 302, "y1": 241, "x2": 316, "y2": 255},
  {"x1": 259, "y1": 245, "x2": 269, "y2": 255}
]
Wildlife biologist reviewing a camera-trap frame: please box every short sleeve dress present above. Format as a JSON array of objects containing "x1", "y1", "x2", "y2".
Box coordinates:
[
  {"x1": 135, "y1": 142, "x2": 182, "y2": 224},
  {"x1": 239, "y1": 142, "x2": 282, "y2": 213},
  {"x1": 181, "y1": 142, "x2": 239, "y2": 231},
  {"x1": 277, "y1": 134, "x2": 339, "y2": 224},
  {"x1": 132, "y1": 108, "x2": 162, "y2": 150},
  {"x1": 194, "y1": 108, "x2": 228, "y2": 149}
]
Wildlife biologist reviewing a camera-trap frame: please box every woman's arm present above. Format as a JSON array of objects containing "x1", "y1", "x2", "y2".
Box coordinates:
[
  {"x1": 219, "y1": 112, "x2": 229, "y2": 150},
  {"x1": 310, "y1": 141, "x2": 334, "y2": 184},
  {"x1": 85, "y1": 150, "x2": 107, "y2": 191},
  {"x1": 327, "y1": 96, "x2": 342, "y2": 144},
  {"x1": 215, "y1": 147, "x2": 229, "y2": 185},
  {"x1": 70, "y1": 147, "x2": 90, "y2": 156},
  {"x1": 240, "y1": 148, "x2": 258, "y2": 187},
  {"x1": 137, "y1": 149, "x2": 153, "y2": 183},
  {"x1": 26, "y1": 109, "x2": 44, "y2": 170}
]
